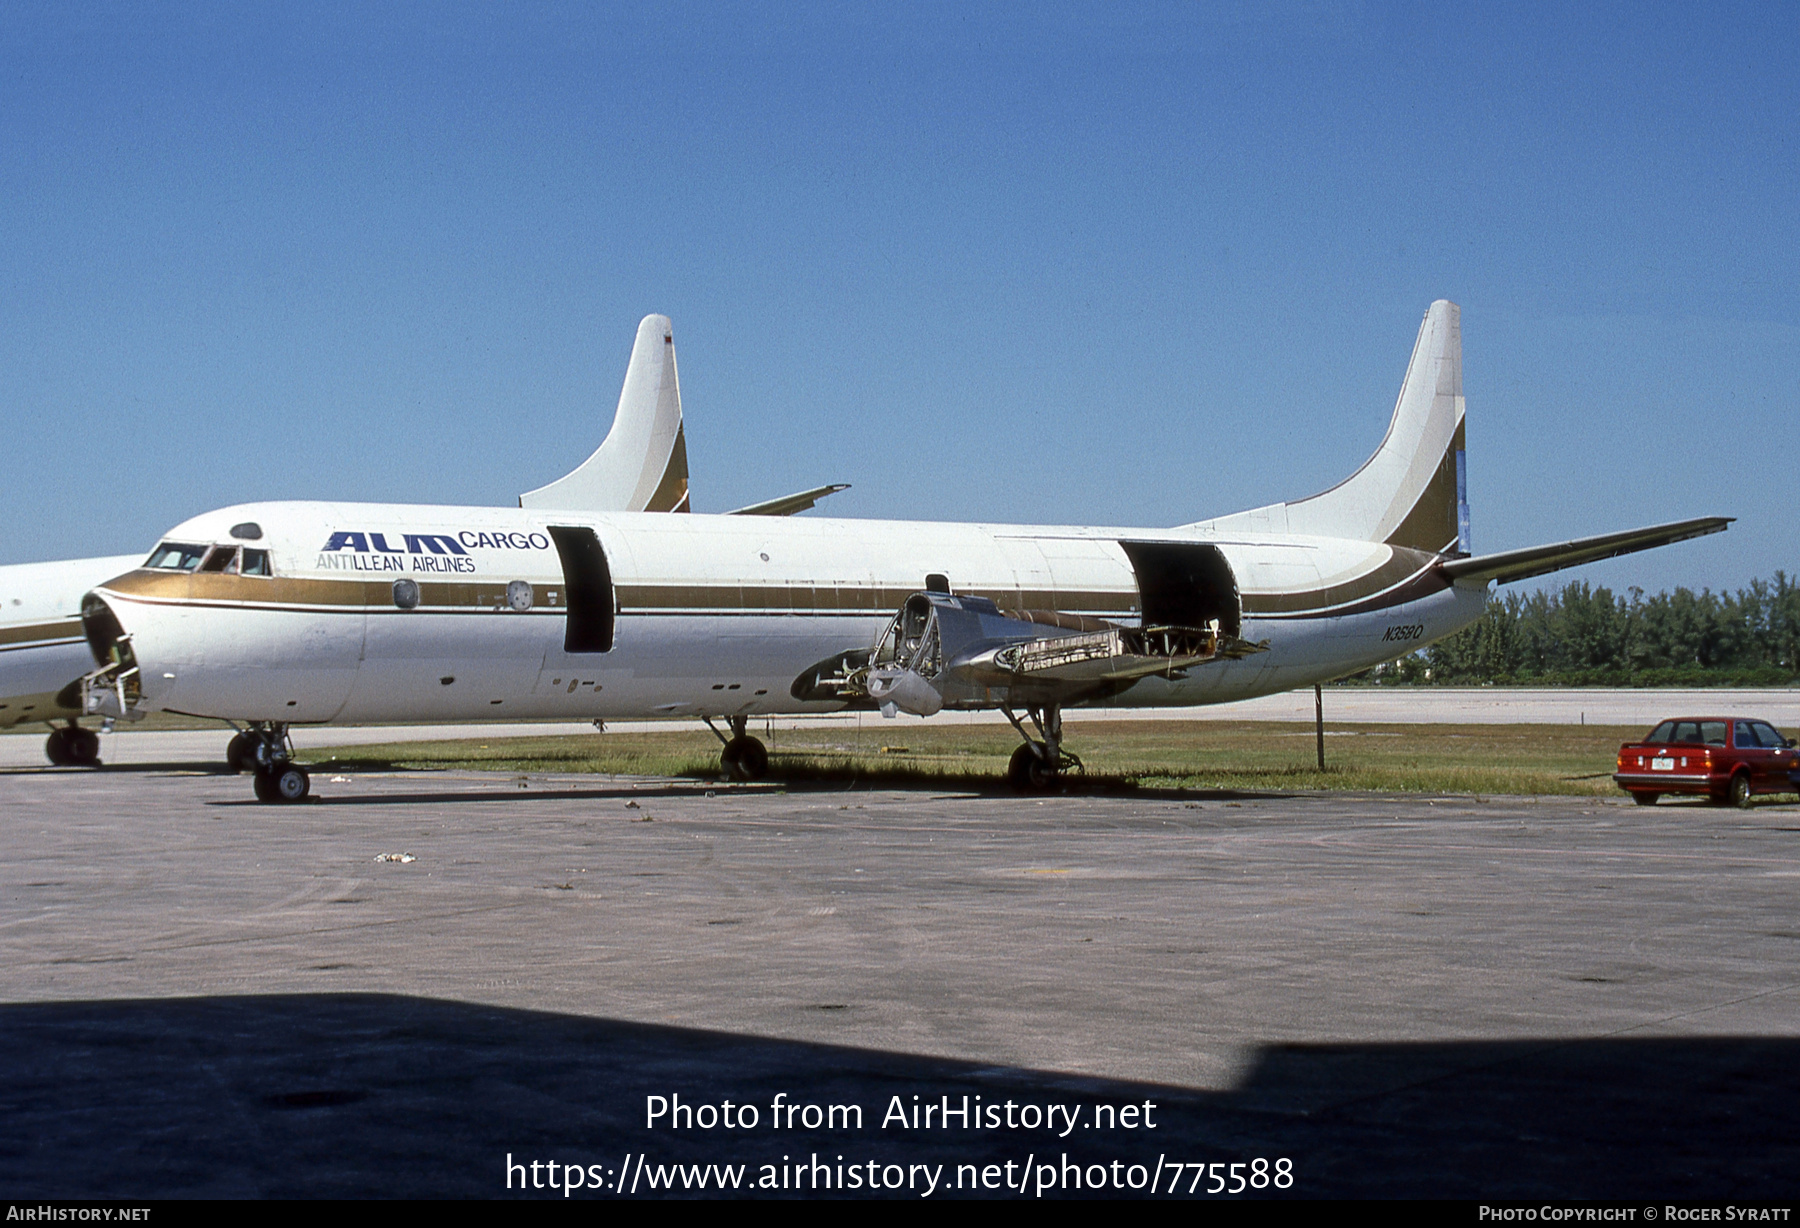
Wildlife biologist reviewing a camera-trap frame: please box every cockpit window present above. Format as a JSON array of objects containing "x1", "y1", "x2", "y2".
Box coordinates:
[
  {"x1": 184, "y1": 545, "x2": 274, "y2": 576},
  {"x1": 145, "y1": 542, "x2": 210, "y2": 571}
]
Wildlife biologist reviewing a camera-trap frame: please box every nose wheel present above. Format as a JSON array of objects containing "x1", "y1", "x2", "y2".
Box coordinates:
[
  {"x1": 225, "y1": 732, "x2": 256, "y2": 773},
  {"x1": 44, "y1": 723, "x2": 102, "y2": 768},
  {"x1": 252, "y1": 762, "x2": 312, "y2": 803},
  {"x1": 242, "y1": 723, "x2": 311, "y2": 803}
]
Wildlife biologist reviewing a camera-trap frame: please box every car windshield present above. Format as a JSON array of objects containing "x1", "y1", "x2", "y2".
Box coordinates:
[{"x1": 144, "y1": 542, "x2": 210, "y2": 571}]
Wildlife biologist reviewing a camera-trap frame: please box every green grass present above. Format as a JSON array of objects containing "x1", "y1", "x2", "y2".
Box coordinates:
[{"x1": 301, "y1": 719, "x2": 1653, "y2": 796}]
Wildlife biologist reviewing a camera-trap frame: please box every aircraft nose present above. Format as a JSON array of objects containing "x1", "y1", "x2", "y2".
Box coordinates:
[
  {"x1": 81, "y1": 593, "x2": 134, "y2": 671},
  {"x1": 79, "y1": 591, "x2": 157, "y2": 720}
]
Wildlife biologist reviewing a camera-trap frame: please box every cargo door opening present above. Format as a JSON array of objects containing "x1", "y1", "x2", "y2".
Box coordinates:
[
  {"x1": 1118, "y1": 541, "x2": 1241, "y2": 637},
  {"x1": 547, "y1": 526, "x2": 615, "y2": 653}
]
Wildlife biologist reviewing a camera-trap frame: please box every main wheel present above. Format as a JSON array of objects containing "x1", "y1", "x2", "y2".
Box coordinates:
[
  {"x1": 1631, "y1": 791, "x2": 1659, "y2": 806},
  {"x1": 226, "y1": 733, "x2": 255, "y2": 773},
  {"x1": 1729, "y1": 772, "x2": 1753, "y2": 809},
  {"x1": 1007, "y1": 744, "x2": 1058, "y2": 792},
  {"x1": 44, "y1": 728, "x2": 72, "y2": 767},
  {"x1": 722, "y1": 736, "x2": 768, "y2": 781},
  {"x1": 68, "y1": 727, "x2": 101, "y2": 766}
]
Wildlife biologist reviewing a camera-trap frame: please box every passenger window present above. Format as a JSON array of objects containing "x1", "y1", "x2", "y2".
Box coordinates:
[
  {"x1": 1647, "y1": 721, "x2": 1675, "y2": 744},
  {"x1": 1700, "y1": 721, "x2": 1727, "y2": 746},
  {"x1": 1752, "y1": 722, "x2": 1786, "y2": 749},
  {"x1": 1735, "y1": 722, "x2": 1757, "y2": 749},
  {"x1": 240, "y1": 549, "x2": 271, "y2": 577},
  {"x1": 145, "y1": 542, "x2": 210, "y2": 571}
]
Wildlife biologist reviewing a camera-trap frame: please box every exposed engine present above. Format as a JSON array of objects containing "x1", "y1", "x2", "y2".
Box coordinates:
[{"x1": 849, "y1": 590, "x2": 1266, "y2": 718}]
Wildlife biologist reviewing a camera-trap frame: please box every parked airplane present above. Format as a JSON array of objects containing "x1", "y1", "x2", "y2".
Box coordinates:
[
  {"x1": 75, "y1": 302, "x2": 1728, "y2": 800},
  {"x1": 1, "y1": 554, "x2": 145, "y2": 763},
  {"x1": 6, "y1": 313, "x2": 845, "y2": 768}
]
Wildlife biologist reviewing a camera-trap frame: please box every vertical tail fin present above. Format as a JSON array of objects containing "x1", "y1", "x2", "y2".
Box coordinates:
[
  {"x1": 1193, "y1": 300, "x2": 1467, "y2": 554},
  {"x1": 521, "y1": 314, "x2": 691, "y2": 513}
]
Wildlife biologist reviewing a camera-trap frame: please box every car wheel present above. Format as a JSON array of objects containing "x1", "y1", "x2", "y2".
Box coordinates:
[
  {"x1": 1729, "y1": 772, "x2": 1753, "y2": 809},
  {"x1": 1632, "y1": 791, "x2": 1659, "y2": 806}
]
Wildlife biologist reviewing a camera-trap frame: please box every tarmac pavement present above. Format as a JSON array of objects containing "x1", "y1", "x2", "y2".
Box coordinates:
[{"x1": 2, "y1": 765, "x2": 1798, "y2": 1197}]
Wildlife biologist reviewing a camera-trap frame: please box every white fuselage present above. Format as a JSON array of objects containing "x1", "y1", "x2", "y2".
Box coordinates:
[
  {"x1": 89, "y1": 501, "x2": 1489, "y2": 725},
  {"x1": 0, "y1": 554, "x2": 145, "y2": 727}
]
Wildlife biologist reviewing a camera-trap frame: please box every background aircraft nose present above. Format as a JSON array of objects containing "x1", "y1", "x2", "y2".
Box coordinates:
[{"x1": 80, "y1": 593, "x2": 132, "y2": 671}]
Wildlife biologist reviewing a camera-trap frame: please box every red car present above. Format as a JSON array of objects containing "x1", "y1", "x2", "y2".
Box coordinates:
[{"x1": 1614, "y1": 717, "x2": 1800, "y2": 807}]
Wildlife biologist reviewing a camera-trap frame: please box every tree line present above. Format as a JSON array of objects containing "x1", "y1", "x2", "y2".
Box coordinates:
[{"x1": 1360, "y1": 572, "x2": 1800, "y2": 686}]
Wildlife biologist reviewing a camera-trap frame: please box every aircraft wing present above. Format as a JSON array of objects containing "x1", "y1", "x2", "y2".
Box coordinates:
[
  {"x1": 1439, "y1": 516, "x2": 1732, "y2": 586},
  {"x1": 726, "y1": 484, "x2": 851, "y2": 517}
]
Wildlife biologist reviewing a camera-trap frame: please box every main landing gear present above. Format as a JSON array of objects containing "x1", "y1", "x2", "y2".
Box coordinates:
[
  {"x1": 44, "y1": 722, "x2": 101, "y2": 768},
  {"x1": 1004, "y1": 704, "x2": 1081, "y2": 792},
  {"x1": 705, "y1": 715, "x2": 769, "y2": 782},
  {"x1": 237, "y1": 723, "x2": 311, "y2": 803}
]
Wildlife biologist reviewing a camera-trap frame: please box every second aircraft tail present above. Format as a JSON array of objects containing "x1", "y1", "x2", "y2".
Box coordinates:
[
  {"x1": 521, "y1": 314, "x2": 691, "y2": 513},
  {"x1": 1194, "y1": 300, "x2": 1467, "y2": 554}
]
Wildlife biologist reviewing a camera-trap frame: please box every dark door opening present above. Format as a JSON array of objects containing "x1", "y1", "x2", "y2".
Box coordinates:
[
  {"x1": 547, "y1": 526, "x2": 615, "y2": 653},
  {"x1": 1118, "y1": 541, "x2": 1241, "y2": 637}
]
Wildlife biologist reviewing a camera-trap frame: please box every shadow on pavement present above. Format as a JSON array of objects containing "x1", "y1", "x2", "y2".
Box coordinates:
[{"x1": 1, "y1": 993, "x2": 1793, "y2": 1198}]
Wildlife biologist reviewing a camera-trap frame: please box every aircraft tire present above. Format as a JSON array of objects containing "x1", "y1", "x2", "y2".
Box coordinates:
[
  {"x1": 226, "y1": 733, "x2": 255, "y2": 774},
  {"x1": 1007, "y1": 744, "x2": 1058, "y2": 792},
  {"x1": 253, "y1": 764, "x2": 311, "y2": 803},
  {"x1": 69, "y1": 727, "x2": 101, "y2": 766},
  {"x1": 44, "y1": 728, "x2": 72, "y2": 767},
  {"x1": 722, "y1": 736, "x2": 768, "y2": 782},
  {"x1": 274, "y1": 764, "x2": 311, "y2": 802}
]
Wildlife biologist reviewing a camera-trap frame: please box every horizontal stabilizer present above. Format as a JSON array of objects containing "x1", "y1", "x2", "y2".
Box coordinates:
[
  {"x1": 1439, "y1": 517, "x2": 1732, "y2": 586},
  {"x1": 727, "y1": 484, "x2": 851, "y2": 517}
]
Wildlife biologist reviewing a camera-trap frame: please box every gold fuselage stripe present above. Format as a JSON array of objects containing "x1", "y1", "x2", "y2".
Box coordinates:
[{"x1": 97, "y1": 549, "x2": 1449, "y2": 622}]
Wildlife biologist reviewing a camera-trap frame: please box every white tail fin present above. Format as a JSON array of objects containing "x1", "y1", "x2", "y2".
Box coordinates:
[
  {"x1": 520, "y1": 314, "x2": 690, "y2": 513},
  {"x1": 1193, "y1": 300, "x2": 1467, "y2": 554}
]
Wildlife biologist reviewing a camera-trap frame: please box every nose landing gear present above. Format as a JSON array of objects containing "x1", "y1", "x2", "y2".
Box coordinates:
[
  {"x1": 44, "y1": 722, "x2": 102, "y2": 768},
  {"x1": 1004, "y1": 704, "x2": 1081, "y2": 792},
  {"x1": 241, "y1": 723, "x2": 310, "y2": 803}
]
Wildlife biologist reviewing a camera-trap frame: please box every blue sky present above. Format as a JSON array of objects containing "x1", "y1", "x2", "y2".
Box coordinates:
[{"x1": 2, "y1": 2, "x2": 1794, "y2": 597}]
